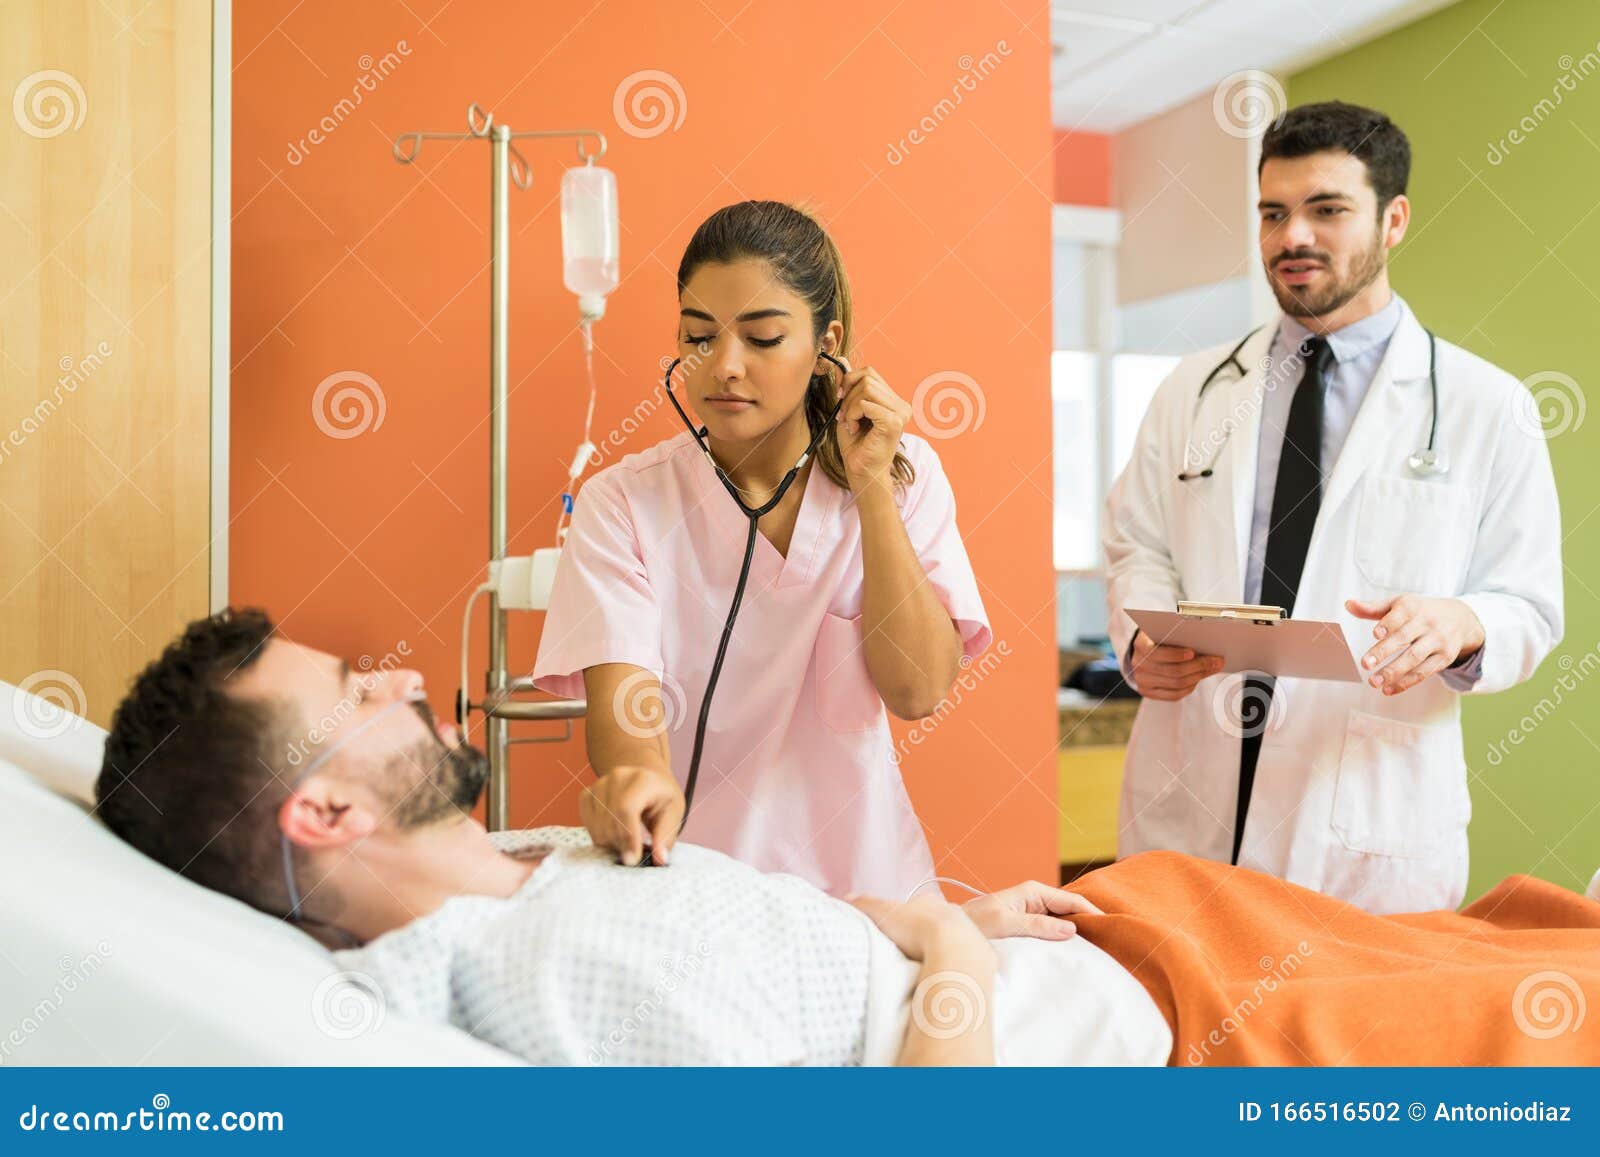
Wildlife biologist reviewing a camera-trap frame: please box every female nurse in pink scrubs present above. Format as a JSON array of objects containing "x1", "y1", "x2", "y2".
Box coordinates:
[{"x1": 531, "y1": 200, "x2": 991, "y2": 898}]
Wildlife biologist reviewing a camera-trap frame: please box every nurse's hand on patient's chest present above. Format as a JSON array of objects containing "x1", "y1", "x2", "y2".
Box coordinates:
[
  {"x1": 960, "y1": 881, "x2": 1101, "y2": 941},
  {"x1": 1346, "y1": 595, "x2": 1486, "y2": 695},
  {"x1": 579, "y1": 764, "x2": 684, "y2": 867},
  {"x1": 833, "y1": 365, "x2": 911, "y2": 493}
]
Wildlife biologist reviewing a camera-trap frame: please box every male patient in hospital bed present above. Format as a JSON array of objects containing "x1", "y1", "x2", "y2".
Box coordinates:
[{"x1": 95, "y1": 609, "x2": 1599, "y2": 1066}]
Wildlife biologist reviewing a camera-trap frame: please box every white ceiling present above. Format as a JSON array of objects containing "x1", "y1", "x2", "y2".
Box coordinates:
[{"x1": 1052, "y1": 0, "x2": 1460, "y2": 132}]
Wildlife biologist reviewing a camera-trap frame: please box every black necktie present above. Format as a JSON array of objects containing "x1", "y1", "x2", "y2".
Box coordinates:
[{"x1": 1233, "y1": 336, "x2": 1335, "y2": 865}]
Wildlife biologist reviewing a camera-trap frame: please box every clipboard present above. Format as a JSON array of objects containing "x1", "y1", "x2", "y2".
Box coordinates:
[{"x1": 1128, "y1": 607, "x2": 1362, "y2": 683}]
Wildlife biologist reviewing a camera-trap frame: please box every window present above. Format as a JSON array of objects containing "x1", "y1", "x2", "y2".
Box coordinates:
[
  {"x1": 1052, "y1": 351, "x2": 1096, "y2": 571},
  {"x1": 1052, "y1": 350, "x2": 1178, "y2": 571}
]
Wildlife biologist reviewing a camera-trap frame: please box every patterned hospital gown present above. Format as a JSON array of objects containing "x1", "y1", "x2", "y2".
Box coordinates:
[{"x1": 333, "y1": 827, "x2": 873, "y2": 1065}]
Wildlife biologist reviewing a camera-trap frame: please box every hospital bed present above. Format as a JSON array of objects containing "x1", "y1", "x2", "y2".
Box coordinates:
[
  {"x1": 0, "y1": 680, "x2": 521, "y2": 1066},
  {"x1": 7, "y1": 677, "x2": 1594, "y2": 1068}
]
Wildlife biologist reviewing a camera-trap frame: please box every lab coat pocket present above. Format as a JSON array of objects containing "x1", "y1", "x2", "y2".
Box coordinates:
[
  {"x1": 815, "y1": 613, "x2": 885, "y2": 733},
  {"x1": 1331, "y1": 709, "x2": 1470, "y2": 858},
  {"x1": 1354, "y1": 476, "x2": 1470, "y2": 595}
]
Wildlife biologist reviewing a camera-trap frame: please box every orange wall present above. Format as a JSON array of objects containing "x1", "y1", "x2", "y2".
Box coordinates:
[
  {"x1": 1053, "y1": 129, "x2": 1113, "y2": 205},
  {"x1": 231, "y1": 1, "x2": 1056, "y2": 890}
]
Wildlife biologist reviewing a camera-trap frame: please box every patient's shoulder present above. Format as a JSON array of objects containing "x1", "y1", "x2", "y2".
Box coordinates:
[{"x1": 490, "y1": 826, "x2": 592, "y2": 855}]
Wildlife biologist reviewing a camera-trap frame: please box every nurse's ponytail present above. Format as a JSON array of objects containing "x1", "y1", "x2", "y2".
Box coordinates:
[{"x1": 677, "y1": 201, "x2": 914, "y2": 494}]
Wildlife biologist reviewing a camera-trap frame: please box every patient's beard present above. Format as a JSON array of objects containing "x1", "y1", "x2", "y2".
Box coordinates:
[{"x1": 385, "y1": 701, "x2": 490, "y2": 829}]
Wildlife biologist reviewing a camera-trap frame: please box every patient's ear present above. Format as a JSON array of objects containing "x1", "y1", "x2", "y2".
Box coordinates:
[{"x1": 278, "y1": 783, "x2": 378, "y2": 850}]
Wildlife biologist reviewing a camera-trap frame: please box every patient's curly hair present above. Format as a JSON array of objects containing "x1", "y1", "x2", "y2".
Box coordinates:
[{"x1": 96, "y1": 607, "x2": 296, "y2": 916}]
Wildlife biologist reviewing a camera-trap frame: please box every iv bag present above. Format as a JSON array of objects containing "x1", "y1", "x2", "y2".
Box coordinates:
[{"x1": 561, "y1": 166, "x2": 619, "y2": 321}]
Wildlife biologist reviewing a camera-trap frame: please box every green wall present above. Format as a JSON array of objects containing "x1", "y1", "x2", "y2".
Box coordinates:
[{"x1": 1291, "y1": 1, "x2": 1600, "y2": 897}]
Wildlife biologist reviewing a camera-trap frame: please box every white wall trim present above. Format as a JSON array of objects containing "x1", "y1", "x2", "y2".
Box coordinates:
[
  {"x1": 1052, "y1": 203, "x2": 1121, "y2": 246},
  {"x1": 209, "y1": 0, "x2": 231, "y2": 613}
]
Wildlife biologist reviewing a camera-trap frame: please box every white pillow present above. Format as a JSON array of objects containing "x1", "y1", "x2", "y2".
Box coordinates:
[
  {"x1": 0, "y1": 682, "x2": 519, "y2": 1065},
  {"x1": 0, "y1": 678, "x2": 106, "y2": 805}
]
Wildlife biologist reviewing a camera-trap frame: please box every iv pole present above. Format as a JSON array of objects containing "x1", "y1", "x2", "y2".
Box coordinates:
[{"x1": 392, "y1": 103, "x2": 605, "y2": 830}]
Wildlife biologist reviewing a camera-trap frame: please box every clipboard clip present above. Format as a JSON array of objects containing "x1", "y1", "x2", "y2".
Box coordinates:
[{"x1": 1176, "y1": 600, "x2": 1285, "y2": 625}]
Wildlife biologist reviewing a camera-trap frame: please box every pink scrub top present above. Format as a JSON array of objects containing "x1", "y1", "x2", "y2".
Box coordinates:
[{"x1": 531, "y1": 429, "x2": 991, "y2": 899}]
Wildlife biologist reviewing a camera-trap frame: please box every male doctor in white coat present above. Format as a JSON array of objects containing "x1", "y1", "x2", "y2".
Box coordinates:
[{"x1": 1104, "y1": 101, "x2": 1563, "y2": 913}]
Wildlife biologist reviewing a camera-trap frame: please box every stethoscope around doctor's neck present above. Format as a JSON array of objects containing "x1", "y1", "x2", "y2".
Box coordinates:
[
  {"x1": 645, "y1": 349, "x2": 851, "y2": 849},
  {"x1": 1175, "y1": 324, "x2": 1445, "y2": 482}
]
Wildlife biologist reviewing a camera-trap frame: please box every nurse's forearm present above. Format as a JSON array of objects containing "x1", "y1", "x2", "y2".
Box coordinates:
[
  {"x1": 585, "y1": 722, "x2": 670, "y2": 777},
  {"x1": 855, "y1": 482, "x2": 962, "y2": 719},
  {"x1": 581, "y1": 663, "x2": 672, "y2": 776},
  {"x1": 894, "y1": 929, "x2": 997, "y2": 1067}
]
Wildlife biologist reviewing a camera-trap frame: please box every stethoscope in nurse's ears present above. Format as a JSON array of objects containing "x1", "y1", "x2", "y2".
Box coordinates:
[
  {"x1": 652, "y1": 348, "x2": 853, "y2": 844},
  {"x1": 1175, "y1": 324, "x2": 1446, "y2": 483},
  {"x1": 632, "y1": 355, "x2": 997, "y2": 897},
  {"x1": 454, "y1": 347, "x2": 853, "y2": 865}
]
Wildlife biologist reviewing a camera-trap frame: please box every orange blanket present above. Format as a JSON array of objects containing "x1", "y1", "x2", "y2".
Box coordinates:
[{"x1": 1070, "y1": 851, "x2": 1600, "y2": 1065}]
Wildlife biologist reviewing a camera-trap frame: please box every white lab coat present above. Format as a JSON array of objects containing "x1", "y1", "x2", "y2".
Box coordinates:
[{"x1": 1103, "y1": 309, "x2": 1563, "y2": 913}]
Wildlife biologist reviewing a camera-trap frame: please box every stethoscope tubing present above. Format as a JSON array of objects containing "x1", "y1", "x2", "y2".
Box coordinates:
[
  {"x1": 1178, "y1": 325, "x2": 1440, "y2": 482},
  {"x1": 650, "y1": 349, "x2": 851, "y2": 844}
]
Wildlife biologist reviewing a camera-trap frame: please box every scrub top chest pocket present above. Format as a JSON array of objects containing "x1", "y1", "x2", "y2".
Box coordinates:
[{"x1": 814, "y1": 612, "x2": 886, "y2": 732}]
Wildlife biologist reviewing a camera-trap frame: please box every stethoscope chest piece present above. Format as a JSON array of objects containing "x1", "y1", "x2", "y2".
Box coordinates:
[{"x1": 1407, "y1": 448, "x2": 1449, "y2": 477}]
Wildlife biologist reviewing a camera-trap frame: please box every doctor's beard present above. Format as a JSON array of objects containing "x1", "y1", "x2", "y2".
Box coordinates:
[{"x1": 1266, "y1": 220, "x2": 1386, "y2": 320}]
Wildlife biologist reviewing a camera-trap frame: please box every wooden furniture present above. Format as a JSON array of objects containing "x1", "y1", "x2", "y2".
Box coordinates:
[{"x1": 0, "y1": 3, "x2": 219, "y2": 727}]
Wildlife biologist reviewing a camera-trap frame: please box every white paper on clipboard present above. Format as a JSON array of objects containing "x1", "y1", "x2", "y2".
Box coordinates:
[{"x1": 1127, "y1": 609, "x2": 1362, "y2": 683}]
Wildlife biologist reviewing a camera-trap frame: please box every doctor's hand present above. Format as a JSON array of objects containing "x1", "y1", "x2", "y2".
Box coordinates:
[
  {"x1": 961, "y1": 880, "x2": 1101, "y2": 942},
  {"x1": 1347, "y1": 595, "x2": 1486, "y2": 695},
  {"x1": 1128, "y1": 629, "x2": 1225, "y2": 701},
  {"x1": 832, "y1": 364, "x2": 911, "y2": 494},
  {"x1": 579, "y1": 763, "x2": 684, "y2": 866}
]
